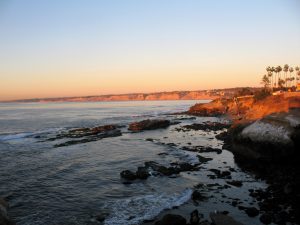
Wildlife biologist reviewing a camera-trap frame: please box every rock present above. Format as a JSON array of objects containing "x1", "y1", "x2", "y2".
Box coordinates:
[
  {"x1": 190, "y1": 210, "x2": 200, "y2": 225},
  {"x1": 245, "y1": 207, "x2": 259, "y2": 217},
  {"x1": 192, "y1": 190, "x2": 207, "y2": 201},
  {"x1": 54, "y1": 128, "x2": 122, "y2": 147},
  {"x1": 120, "y1": 170, "x2": 137, "y2": 180},
  {"x1": 226, "y1": 180, "x2": 243, "y2": 187},
  {"x1": 136, "y1": 167, "x2": 149, "y2": 179},
  {"x1": 96, "y1": 212, "x2": 109, "y2": 222},
  {"x1": 197, "y1": 155, "x2": 213, "y2": 163},
  {"x1": 259, "y1": 213, "x2": 272, "y2": 224},
  {"x1": 146, "y1": 138, "x2": 154, "y2": 142},
  {"x1": 0, "y1": 197, "x2": 15, "y2": 225},
  {"x1": 156, "y1": 214, "x2": 187, "y2": 225},
  {"x1": 210, "y1": 212, "x2": 244, "y2": 225},
  {"x1": 128, "y1": 119, "x2": 170, "y2": 132},
  {"x1": 175, "y1": 122, "x2": 230, "y2": 132}
]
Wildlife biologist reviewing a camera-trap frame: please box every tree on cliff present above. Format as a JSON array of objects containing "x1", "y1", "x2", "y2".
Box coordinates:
[
  {"x1": 261, "y1": 74, "x2": 270, "y2": 88},
  {"x1": 283, "y1": 64, "x2": 289, "y2": 88},
  {"x1": 289, "y1": 67, "x2": 294, "y2": 88},
  {"x1": 278, "y1": 78, "x2": 285, "y2": 89},
  {"x1": 296, "y1": 66, "x2": 300, "y2": 87}
]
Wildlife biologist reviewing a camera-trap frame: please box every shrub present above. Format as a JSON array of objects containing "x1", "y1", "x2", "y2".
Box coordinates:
[{"x1": 253, "y1": 89, "x2": 271, "y2": 101}]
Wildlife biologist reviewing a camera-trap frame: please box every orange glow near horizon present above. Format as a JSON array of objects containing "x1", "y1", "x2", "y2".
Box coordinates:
[{"x1": 1, "y1": 1, "x2": 300, "y2": 101}]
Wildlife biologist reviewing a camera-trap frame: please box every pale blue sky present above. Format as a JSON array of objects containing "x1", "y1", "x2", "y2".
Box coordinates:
[{"x1": 0, "y1": 0, "x2": 299, "y2": 100}]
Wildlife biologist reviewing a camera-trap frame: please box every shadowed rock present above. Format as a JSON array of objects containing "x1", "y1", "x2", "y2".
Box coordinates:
[
  {"x1": 128, "y1": 119, "x2": 170, "y2": 132},
  {"x1": 155, "y1": 214, "x2": 186, "y2": 225},
  {"x1": 210, "y1": 212, "x2": 244, "y2": 225},
  {"x1": 0, "y1": 198, "x2": 15, "y2": 225}
]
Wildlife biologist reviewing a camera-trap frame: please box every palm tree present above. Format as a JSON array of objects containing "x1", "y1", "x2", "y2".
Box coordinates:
[
  {"x1": 266, "y1": 66, "x2": 273, "y2": 89},
  {"x1": 276, "y1": 66, "x2": 282, "y2": 88},
  {"x1": 283, "y1": 64, "x2": 289, "y2": 88},
  {"x1": 289, "y1": 67, "x2": 294, "y2": 88},
  {"x1": 296, "y1": 66, "x2": 300, "y2": 88},
  {"x1": 261, "y1": 74, "x2": 270, "y2": 88},
  {"x1": 278, "y1": 78, "x2": 285, "y2": 89}
]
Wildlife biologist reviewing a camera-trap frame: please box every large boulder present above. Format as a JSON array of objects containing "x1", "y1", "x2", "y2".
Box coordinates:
[
  {"x1": 128, "y1": 119, "x2": 170, "y2": 132},
  {"x1": 231, "y1": 110, "x2": 300, "y2": 161}
]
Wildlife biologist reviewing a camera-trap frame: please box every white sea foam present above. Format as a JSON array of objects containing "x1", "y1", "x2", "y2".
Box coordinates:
[
  {"x1": 0, "y1": 128, "x2": 64, "y2": 141},
  {"x1": 103, "y1": 189, "x2": 192, "y2": 225},
  {"x1": 285, "y1": 115, "x2": 300, "y2": 128}
]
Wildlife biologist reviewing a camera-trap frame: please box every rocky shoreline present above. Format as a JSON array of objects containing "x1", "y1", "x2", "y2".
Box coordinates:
[
  {"x1": 140, "y1": 94, "x2": 300, "y2": 225},
  {"x1": 2, "y1": 94, "x2": 299, "y2": 225}
]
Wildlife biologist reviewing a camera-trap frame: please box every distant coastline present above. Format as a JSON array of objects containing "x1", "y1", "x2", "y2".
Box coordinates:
[{"x1": 2, "y1": 87, "x2": 260, "y2": 103}]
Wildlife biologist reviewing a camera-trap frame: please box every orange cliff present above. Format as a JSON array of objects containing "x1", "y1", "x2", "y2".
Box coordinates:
[
  {"x1": 9, "y1": 91, "x2": 222, "y2": 103},
  {"x1": 188, "y1": 92, "x2": 300, "y2": 122}
]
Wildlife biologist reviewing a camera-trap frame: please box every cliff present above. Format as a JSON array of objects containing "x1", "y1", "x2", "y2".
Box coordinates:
[
  {"x1": 188, "y1": 92, "x2": 300, "y2": 123},
  {"x1": 6, "y1": 87, "x2": 261, "y2": 103}
]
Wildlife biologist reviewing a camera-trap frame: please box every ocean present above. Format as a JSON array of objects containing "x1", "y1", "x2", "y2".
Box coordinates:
[{"x1": 0, "y1": 100, "x2": 266, "y2": 225}]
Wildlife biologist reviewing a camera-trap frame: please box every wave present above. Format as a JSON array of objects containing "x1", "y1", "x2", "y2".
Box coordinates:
[
  {"x1": 0, "y1": 128, "x2": 64, "y2": 141},
  {"x1": 103, "y1": 189, "x2": 192, "y2": 225}
]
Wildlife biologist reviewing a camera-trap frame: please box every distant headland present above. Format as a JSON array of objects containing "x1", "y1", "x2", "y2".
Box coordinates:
[{"x1": 2, "y1": 87, "x2": 261, "y2": 103}]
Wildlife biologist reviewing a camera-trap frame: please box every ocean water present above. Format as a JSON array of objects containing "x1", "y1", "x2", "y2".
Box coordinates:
[{"x1": 0, "y1": 101, "x2": 266, "y2": 225}]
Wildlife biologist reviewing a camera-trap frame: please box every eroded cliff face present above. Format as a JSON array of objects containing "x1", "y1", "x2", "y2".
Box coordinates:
[
  {"x1": 21, "y1": 91, "x2": 219, "y2": 102},
  {"x1": 188, "y1": 93, "x2": 300, "y2": 123}
]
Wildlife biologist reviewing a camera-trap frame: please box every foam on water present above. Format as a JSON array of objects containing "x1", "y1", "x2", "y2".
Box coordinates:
[
  {"x1": 0, "y1": 128, "x2": 64, "y2": 141},
  {"x1": 103, "y1": 189, "x2": 192, "y2": 225}
]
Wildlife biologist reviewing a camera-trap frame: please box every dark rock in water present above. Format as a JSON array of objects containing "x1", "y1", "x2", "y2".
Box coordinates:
[
  {"x1": 182, "y1": 146, "x2": 222, "y2": 154},
  {"x1": 197, "y1": 155, "x2": 213, "y2": 163},
  {"x1": 120, "y1": 170, "x2": 137, "y2": 180},
  {"x1": 190, "y1": 210, "x2": 200, "y2": 225},
  {"x1": 146, "y1": 138, "x2": 154, "y2": 142},
  {"x1": 158, "y1": 152, "x2": 169, "y2": 156},
  {"x1": 54, "y1": 128, "x2": 122, "y2": 147},
  {"x1": 259, "y1": 213, "x2": 272, "y2": 224},
  {"x1": 128, "y1": 119, "x2": 170, "y2": 132},
  {"x1": 245, "y1": 207, "x2": 259, "y2": 217},
  {"x1": 175, "y1": 122, "x2": 230, "y2": 132},
  {"x1": 136, "y1": 167, "x2": 149, "y2": 179},
  {"x1": 96, "y1": 212, "x2": 109, "y2": 222},
  {"x1": 155, "y1": 214, "x2": 187, "y2": 225},
  {"x1": 210, "y1": 212, "x2": 244, "y2": 225},
  {"x1": 226, "y1": 180, "x2": 243, "y2": 187},
  {"x1": 0, "y1": 197, "x2": 15, "y2": 225},
  {"x1": 192, "y1": 190, "x2": 207, "y2": 201}
]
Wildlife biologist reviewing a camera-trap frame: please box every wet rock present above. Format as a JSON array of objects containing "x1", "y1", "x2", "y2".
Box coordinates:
[
  {"x1": 54, "y1": 129, "x2": 122, "y2": 147},
  {"x1": 136, "y1": 167, "x2": 150, "y2": 179},
  {"x1": 182, "y1": 146, "x2": 222, "y2": 154},
  {"x1": 208, "y1": 169, "x2": 230, "y2": 178},
  {"x1": 192, "y1": 190, "x2": 207, "y2": 201},
  {"x1": 120, "y1": 170, "x2": 137, "y2": 180},
  {"x1": 245, "y1": 207, "x2": 259, "y2": 217},
  {"x1": 197, "y1": 155, "x2": 213, "y2": 163},
  {"x1": 175, "y1": 122, "x2": 230, "y2": 132},
  {"x1": 146, "y1": 138, "x2": 154, "y2": 142},
  {"x1": 210, "y1": 212, "x2": 244, "y2": 225},
  {"x1": 96, "y1": 212, "x2": 109, "y2": 222},
  {"x1": 0, "y1": 197, "x2": 15, "y2": 225},
  {"x1": 190, "y1": 210, "x2": 200, "y2": 225},
  {"x1": 259, "y1": 213, "x2": 272, "y2": 224},
  {"x1": 226, "y1": 180, "x2": 243, "y2": 187},
  {"x1": 128, "y1": 119, "x2": 170, "y2": 132},
  {"x1": 155, "y1": 214, "x2": 187, "y2": 225},
  {"x1": 157, "y1": 152, "x2": 168, "y2": 156}
]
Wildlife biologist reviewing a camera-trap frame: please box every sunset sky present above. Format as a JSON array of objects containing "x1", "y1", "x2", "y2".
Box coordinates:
[{"x1": 0, "y1": 0, "x2": 300, "y2": 101}]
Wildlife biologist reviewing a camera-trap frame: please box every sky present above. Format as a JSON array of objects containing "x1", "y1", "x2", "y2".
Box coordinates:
[{"x1": 0, "y1": 0, "x2": 300, "y2": 100}]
